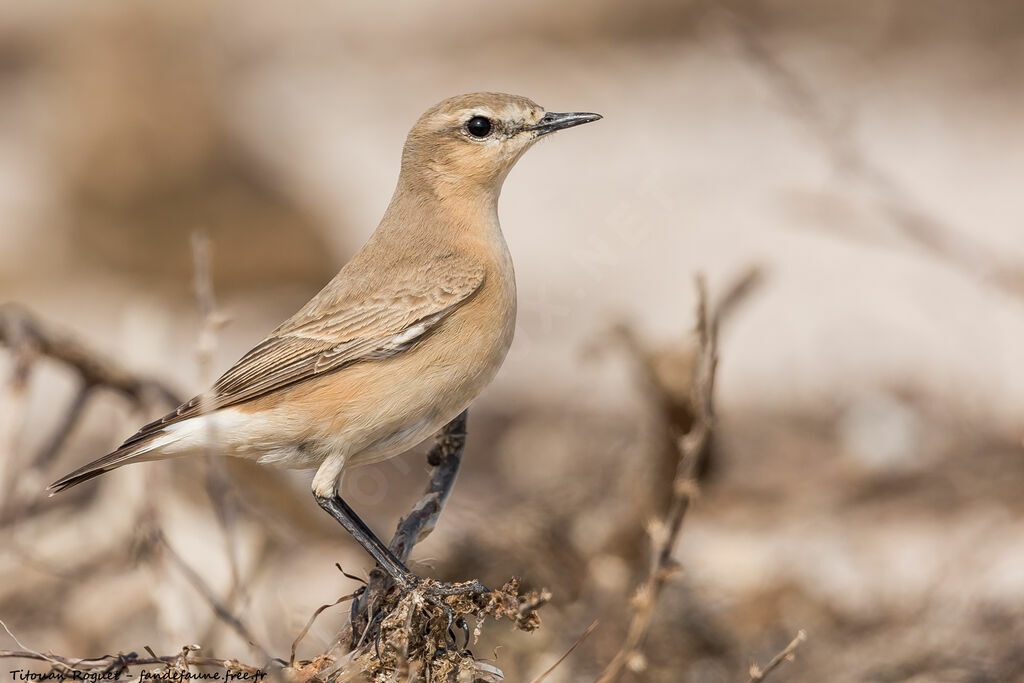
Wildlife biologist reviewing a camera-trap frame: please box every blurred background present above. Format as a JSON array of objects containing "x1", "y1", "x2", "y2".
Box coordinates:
[{"x1": 2, "y1": 0, "x2": 1024, "y2": 680}]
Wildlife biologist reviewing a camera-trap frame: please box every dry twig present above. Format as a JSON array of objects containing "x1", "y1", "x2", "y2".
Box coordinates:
[
  {"x1": 0, "y1": 304, "x2": 181, "y2": 524},
  {"x1": 190, "y1": 231, "x2": 247, "y2": 616},
  {"x1": 530, "y1": 619, "x2": 599, "y2": 683},
  {"x1": 0, "y1": 304, "x2": 180, "y2": 475},
  {"x1": 291, "y1": 592, "x2": 359, "y2": 666},
  {"x1": 748, "y1": 630, "x2": 807, "y2": 682},
  {"x1": 0, "y1": 303, "x2": 181, "y2": 410},
  {"x1": 597, "y1": 276, "x2": 719, "y2": 683},
  {"x1": 313, "y1": 411, "x2": 549, "y2": 681},
  {"x1": 152, "y1": 528, "x2": 275, "y2": 666}
]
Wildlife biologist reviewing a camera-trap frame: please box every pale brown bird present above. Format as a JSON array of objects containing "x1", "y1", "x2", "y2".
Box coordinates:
[{"x1": 48, "y1": 92, "x2": 601, "y2": 591}]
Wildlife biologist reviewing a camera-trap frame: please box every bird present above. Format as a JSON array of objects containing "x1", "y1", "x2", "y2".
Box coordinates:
[{"x1": 48, "y1": 92, "x2": 601, "y2": 592}]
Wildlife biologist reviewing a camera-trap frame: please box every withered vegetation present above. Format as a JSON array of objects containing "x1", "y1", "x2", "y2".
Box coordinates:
[{"x1": 1, "y1": 274, "x2": 791, "y2": 682}]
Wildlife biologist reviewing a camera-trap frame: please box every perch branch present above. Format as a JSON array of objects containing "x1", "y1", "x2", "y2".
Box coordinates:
[
  {"x1": 348, "y1": 409, "x2": 470, "y2": 644},
  {"x1": 598, "y1": 276, "x2": 719, "y2": 683},
  {"x1": 392, "y1": 409, "x2": 469, "y2": 557}
]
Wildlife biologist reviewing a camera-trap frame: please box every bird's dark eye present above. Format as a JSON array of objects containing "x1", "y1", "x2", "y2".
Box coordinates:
[{"x1": 465, "y1": 116, "x2": 493, "y2": 138}]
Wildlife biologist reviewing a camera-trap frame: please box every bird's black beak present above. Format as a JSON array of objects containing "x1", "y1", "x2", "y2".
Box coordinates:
[{"x1": 526, "y1": 111, "x2": 602, "y2": 137}]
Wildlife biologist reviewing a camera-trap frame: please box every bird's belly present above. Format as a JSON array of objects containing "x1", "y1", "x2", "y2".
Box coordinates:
[
  {"x1": 342, "y1": 315, "x2": 514, "y2": 469},
  {"x1": 250, "y1": 416, "x2": 435, "y2": 471},
  {"x1": 343, "y1": 415, "x2": 438, "y2": 468}
]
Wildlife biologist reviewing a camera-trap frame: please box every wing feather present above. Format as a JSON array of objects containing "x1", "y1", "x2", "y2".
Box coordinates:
[{"x1": 120, "y1": 258, "x2": 485, "y2": 446}]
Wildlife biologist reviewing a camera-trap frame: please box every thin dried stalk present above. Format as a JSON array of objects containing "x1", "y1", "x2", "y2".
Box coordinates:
[
  {"x1": 291, "y1": 593, "x2": 360, "y2": 666},
  {"x1": 597, "y1": 277, "x2": 718, "y2": 683},
  {"x1": 530, "y1": 620, "x2": 599, "y2": 683},
  {"x1": 748, "y1": 630, "x2": 807, "y2": 682},
  {"x1": 0, "y1": 304, "x2": 181, "y2": 526},
  {"x1": 190, "y1": 231, "x2": 245, "y2": 609},
  {"x1": 0, "y1": 303, "x2": 181, "y2": 407},
  {"x1": 153, "y1": 529, "x2": 274, "y2": 666}
]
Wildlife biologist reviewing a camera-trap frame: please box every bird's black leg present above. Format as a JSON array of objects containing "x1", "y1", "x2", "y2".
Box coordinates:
[
  {"x1": 314, "y1": 492, "x2": 417, "y2": 589},
  {"x1": 315, "y1": 491, "x2": 487, "y2": 600}
]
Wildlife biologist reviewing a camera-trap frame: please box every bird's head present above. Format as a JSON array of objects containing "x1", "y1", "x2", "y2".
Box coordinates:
[{"x1": 399, "y1": 92, "x2": 601, "y2": 201}]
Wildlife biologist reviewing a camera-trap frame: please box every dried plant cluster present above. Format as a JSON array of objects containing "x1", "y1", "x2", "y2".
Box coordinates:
[{"x1": 293, "y1": 580, "x2": 547, "y2": 682}]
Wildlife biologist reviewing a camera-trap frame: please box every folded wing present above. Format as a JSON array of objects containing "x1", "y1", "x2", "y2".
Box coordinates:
[{"x1": 47, "y1": 257, "x2": 485, "y2": 492}]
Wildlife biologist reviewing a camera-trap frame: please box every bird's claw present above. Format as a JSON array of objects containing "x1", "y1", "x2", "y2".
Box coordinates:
[
  {"x1": 392, "y1": 575, "x2": 485, "y2": 652},
  {"x1": 418, "y1": 578, "x2": 490, "y2": 597},
  {"x1": 436, "y1": 616, "x2": 472, "y2": 654}
]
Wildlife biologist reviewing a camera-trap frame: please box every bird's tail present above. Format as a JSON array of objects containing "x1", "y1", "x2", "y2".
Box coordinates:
[{"x1": 47, "y1": 433, "x2": 165, "y2": 495}]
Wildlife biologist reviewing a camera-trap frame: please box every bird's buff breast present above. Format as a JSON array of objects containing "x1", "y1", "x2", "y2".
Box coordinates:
[{"x1": 344, "y1": 258, "x2": 517, "y2": 468}]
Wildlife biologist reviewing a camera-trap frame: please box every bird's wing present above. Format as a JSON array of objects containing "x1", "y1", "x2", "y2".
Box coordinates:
[
  {"x1": 122, "y1": 260, "x2": 486, "y2": 445},
  {"x1": 46, "y1": 256, "x2": 486, "y2": 493}
]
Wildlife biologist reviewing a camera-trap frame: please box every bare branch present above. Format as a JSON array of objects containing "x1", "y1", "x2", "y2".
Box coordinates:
[
  {"x1": 30, "y1": 385, "x2": 92, "y2": 470},
  {"x1": 748, "y1": 630, "x2": 807, "y2": 682},
  {"x1": 190, "y1": 231, "x2": 245, "y2": 606},
  {"x1": 394, "y1": 409, "x2": 469, "y2": 556},
  {"x1": 598, "y1": 276, "x2": 719, "y2": 683},
  {"x1": 0, "y1": 304, "x2": 182, "y2": 526},
  {"x1": 349, "y1": 409, "x2": 470, "y2": 643},
  {"x1": 0, "y1": 303, "x2": 182, "y2": 407},
  {"x1": 605, "y1": 265, "x2": 762, "y2": 531},
  {"x1": 711, "y1": 266, "x2": 765, "y2": 330},
  {"x1": 531, "y1": 620, "x2": 599, "y2": 683}
]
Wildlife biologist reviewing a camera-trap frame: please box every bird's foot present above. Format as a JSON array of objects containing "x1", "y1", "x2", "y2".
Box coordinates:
[
  {"x1": 391, "y1": 575, "x2": 488, "y2": 652},
  {"x1": 415, "y1": 577, "x2": 490, "y2": 598},
  {"x1": 390, "y1": 567, "x2": 488, "y2": 597}
]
